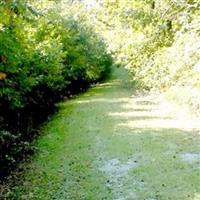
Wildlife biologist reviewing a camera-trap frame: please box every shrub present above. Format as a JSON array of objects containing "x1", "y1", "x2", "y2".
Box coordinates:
[{"x1": 0, "y1": 0, "x2": 112, "y2": 178}]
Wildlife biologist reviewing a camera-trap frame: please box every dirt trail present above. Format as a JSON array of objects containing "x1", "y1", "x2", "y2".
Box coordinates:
[{"x1": 1, "y1": 67, "x2": 200, "y2": 200}]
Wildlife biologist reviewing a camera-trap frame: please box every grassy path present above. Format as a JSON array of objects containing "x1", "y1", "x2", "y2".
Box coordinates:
[{"x1": 1, "y1": 68, "x2": 200, "y2": 200}]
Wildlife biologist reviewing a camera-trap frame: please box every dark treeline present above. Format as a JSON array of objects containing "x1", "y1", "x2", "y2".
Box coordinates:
[{"x1": 0, "y1": 0, "x2": 112, "y2": 178}]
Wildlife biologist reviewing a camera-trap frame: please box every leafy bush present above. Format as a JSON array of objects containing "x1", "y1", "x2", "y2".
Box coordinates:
[
  {"x1": 0, "y1": 0, "x2": 112, "y2": 178},
  {"x1": 94, "y1": 0, "x2": 200, "y2": 112}
]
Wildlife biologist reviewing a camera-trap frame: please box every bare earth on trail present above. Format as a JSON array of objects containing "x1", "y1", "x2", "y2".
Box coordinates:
[{"x1": 1, "y1": 68, "x2": 200, "y2": 200}]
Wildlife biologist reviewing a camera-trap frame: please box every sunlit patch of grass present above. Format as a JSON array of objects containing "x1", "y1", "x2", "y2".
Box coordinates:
[{"x1": 193, "y1": 194, "x2": 200, "y2": 200}]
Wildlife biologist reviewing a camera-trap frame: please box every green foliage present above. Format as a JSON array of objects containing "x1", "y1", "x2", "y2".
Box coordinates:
[
  {"x1": 0, "y1": 0, "x2": 112, "y2": 110},
  {"x1": 0, "y1": 130, "x2": 34, "y2": 178},
  {"x1": 92, "y1": 0, "x2": 200, "y2": 113},
  {"x1": 0, "y1": 0, "x2": 112, "y2": 177}
]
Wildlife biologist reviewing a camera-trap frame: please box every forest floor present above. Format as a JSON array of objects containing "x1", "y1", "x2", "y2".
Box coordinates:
[{"x1": 1, "y1": 67, "x2": 200, "y2": 200}]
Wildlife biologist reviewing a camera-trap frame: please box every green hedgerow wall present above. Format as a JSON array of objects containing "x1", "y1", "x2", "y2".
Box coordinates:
[{"x1": 0, "y1": 0, "x2": 112, "y2": 178}]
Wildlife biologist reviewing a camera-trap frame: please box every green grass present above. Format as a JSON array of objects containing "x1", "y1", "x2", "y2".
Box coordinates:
[{"x1": 1, "y1": 67, "x2": 200, "y2": 200}]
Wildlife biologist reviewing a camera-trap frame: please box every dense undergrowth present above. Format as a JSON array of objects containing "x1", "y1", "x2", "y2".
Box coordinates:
[
  {"x1": 92, "y1": 0, "x2": 200, "y2": 114},
  {"x1": 0, "y1": 0, "x2": 112, "y2": 178}
]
